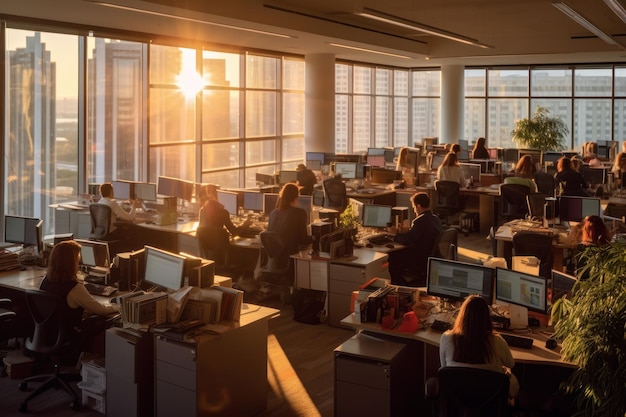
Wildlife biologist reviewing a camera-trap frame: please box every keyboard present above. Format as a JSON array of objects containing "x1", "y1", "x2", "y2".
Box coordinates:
[
  {"x1": 84, "y1": 282, "x2": 117, "y2": 297},
  {"x1": 430, "y1": 319, "x2": 453, "y2": 332},
  {"x1": 368, "y1": 233, "x2": 394, "y2": 245},
  {"x1": 499, "y1": 333, "x2": 534, "y2": 349}
]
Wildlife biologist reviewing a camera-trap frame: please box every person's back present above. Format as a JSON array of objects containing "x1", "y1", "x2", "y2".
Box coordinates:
[
  {"x1": 296, "y1": 165, "x2": 317, "y2": 195},
  {"x1": 437, "y1": 165, "x2": 465, "y2": 186},
  {"x1": 268, "y1": 205, "x2": 309, "y2": 255},
  {"x1": 504, "y1": 175, "x2": 536, "y2": 192}
]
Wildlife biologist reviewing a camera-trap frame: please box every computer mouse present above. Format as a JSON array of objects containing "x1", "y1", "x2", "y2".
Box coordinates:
[
  {"x1": 365, "y1": 243, "x2": 374, "y2": 248},
  {"x1": 385, "y1": 243, "x2": 395, "y2": 249},
  {"x1": 545, "y1": 337, "x2": 558, "y2": 350}
]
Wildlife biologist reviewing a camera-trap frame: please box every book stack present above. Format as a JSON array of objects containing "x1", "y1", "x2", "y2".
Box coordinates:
[
  {"x1": 0, "y1": 250, "x2": 20, "y2": 271},
  {"x1": 118, "y1": 291, "x2": 168, "y2": 326},
  {"x1": 180, "y1": 286, "x2": 243, "y2": 324}
]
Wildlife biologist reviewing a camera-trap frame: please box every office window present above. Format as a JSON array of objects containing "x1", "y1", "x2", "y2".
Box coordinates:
[
  {"x1": 335, "y1": 94, "x2": 350, "y2": 154},
  {"x1": 412, "y1": 70, "x2": 440, "y2": 96},
  {"x1": 573, "y1": 100, "x2": 612, "y2": 149},
  {"x1": 531, "y1": 69, "x2": 572, "y2": 97},
  {"x1": 487, "y1": 98, "x2": 527, "y2": 148},
  {"x1": 354, "y1": 66, "x2": 372, "y2": 94},
  {"x1": 353, "y1": 95, "x2": 372, "y2": 153},
  {"x1": 488, "y1": 70, "x2": 529, "y2": 97},
  {"x1": 616, "y1": 67, "x2": 626, "y2": 97},
  {"x1": 574, "y1": 68, "x2": 612, "y2": 97},
  {"x1": 394, "y1": 97, "x2": 409, "y2": 147},
  {"x1": 531, "y1": 99, "x2": 572, "y2": 145},
  {"x1": 614, "y1": 99, "x2": 626, "y2": 143},
  {"x1": 202, "y1": 142, "x2": 240, "y2": 170},
  {"x1": 411, "y1": 70, "x2": 441, "y2": 141},
  {"x1": 465, "y1": 69, "x2": 486, "y2": 96},
  {"x1": 375, "y1": 97, "x2": 390, "y2": 147},
  {"x1": 465, "y1": 98, "x2": 486, "y2": 143}
]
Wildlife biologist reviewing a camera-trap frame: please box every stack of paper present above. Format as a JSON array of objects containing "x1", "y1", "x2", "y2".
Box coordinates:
[{"x1": 0, "y1": 251, "x2": 20, "y2": 271}]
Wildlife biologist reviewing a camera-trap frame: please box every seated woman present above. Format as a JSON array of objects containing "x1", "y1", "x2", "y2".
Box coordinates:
[
  {"x1": 198, "y1": 184, "x2": 250, "y2": 235},
  {"x1": 471, "y1": 137, "x2": 490, "y2": 159},
  {"x1": 611, "y1": 151, "x2": 626, "y2": 189},
  {"x1": 439, "y1": 295, "x2": 519, "y2": 403},
  {"x1": 554, "y1": 156, "x2": 589, "y2": 196},
  {"x1": 504, "y1": 154, "x2": 537, "y2": 192},
  {"x1": 268, "y1": 183, "x2": 312, "y2": 257},
  {"x1": 581, "y1": 215, "x2": 612, "y2": 247},
  {"x1": 39, "y1": 240, "x2": 119, "y2": 359},
  {"x1": 436, "y1": 152, "x2": 466, "y2": 187}
]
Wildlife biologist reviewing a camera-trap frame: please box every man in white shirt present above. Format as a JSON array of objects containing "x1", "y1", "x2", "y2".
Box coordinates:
[{"x1": 98, "y1": 182, "x2": 140, "y2": 233}]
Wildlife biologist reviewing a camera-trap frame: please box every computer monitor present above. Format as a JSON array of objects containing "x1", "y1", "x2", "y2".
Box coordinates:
[
  {"x1": 495, "y1": 267, "x2": 548, "y2": 315},
  {"x1": 135, "y1": 183, "x2": 157, "y2": 201},
  {"x1": 543, "y1": 152, "x2": 563, "y2": 165},
  {"x1": 384, "y1": 148, "x2": 395, "y2": 163},
  {"x1": 112, "y1": 180, "x2": 135, "y2": 200},
  {"x1": 243, "y1": 191, "x2": 264, "y2": 212},
  {"x1": 426, "y1": 257, "x2": 495, "y2": 304},
  {"x1": 278, "y1": 170, "x2": 298, "y2": 184},
  {"x1": 597, "y1": 140, "x2": 617, "y2": 159},
  {"x1": 361, "y1": 204, "x2": 392, "y2": 228},
  {"x1": 370, "y1": 168, "x2": 402, "y2": 184},
  {"x1": 581, "y1": 166, "x2": 606, "y2": 186},
  {"x1": 306, "y1": 159, "x2": 322, "y2": 171},
  {"x1": 459, "y1": 163, "x2": 481, "y2": 184},
  {"x1": 143, "y1": 245, "x2": 186, "y2": 291},
  {"x1": 306, "y1": 152, "x2": 326, "y2": 166},
  {"x1": 367, "y1": 147, "x2": 386, "y2": 156},
  {"x1": 4, "y1": 215, "x2": 43, "y2": 252},
  {"x1": 216, "y1": 190, "x2": 239, "y2": 216},
  {"x1": 157, "y1": 176, "x2": 194, "y2": 201},
  {"x1": 263, "y1": 193, "x2": 280, "y2": 215},
  {"x1": 502, "y1": 148, "x2": 519, "y2": 163},
  {"x1": 469, "y1": 159, "x2": 497, "y2": 174},
  {"x1": 519, "y1": 149, "x2": 543, "y2": 167},
  {"x1": 558, "y1": 196, "x2": 601, "y2": 223},
  {"x1": 334, "y1": 162, "x2": 358, "y2": 179},
  {"x1": 366, "y1": 155, "x2": 386, "y2": 167},
  {"x1": 488, "y1": 148, "x2": 498, "y2": 159},
  {"x1": 457, "y1": 150, "x2": 469, "y2": 161},
  {"x1": 551, "y1": 269, "x2": 577, "y2": 304},
  {"x1": 429, "y1": 154, "x2": 445, "y2": 171},
  {"x1": 75, "y1": 239, "x2": 111, "y2": 269},
  {"x1": 458, "y1": 139, "x2": 469, "y2": 151},
  {"x1": 255, "y1": 172, "x2": 275, "y2": 185},
  {"x1": 296, "y1": 195, "x2": 313, "y2": 223}
]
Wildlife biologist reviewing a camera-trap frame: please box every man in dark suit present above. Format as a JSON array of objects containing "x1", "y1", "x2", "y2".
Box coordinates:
[{"x1": 388, "y1": 192, "x2": 443, "y2": 286}]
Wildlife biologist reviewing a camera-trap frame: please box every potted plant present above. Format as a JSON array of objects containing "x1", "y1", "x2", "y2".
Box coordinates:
[
  {"x1": 511, "y1": 106, "x2": 568, "y2": 151},
  {"x1": 550, "y1": 242, "x2": 626, "y2": 416},
  {"x1": 339, "y1": 205, "x2": 360, "y2": 232}
]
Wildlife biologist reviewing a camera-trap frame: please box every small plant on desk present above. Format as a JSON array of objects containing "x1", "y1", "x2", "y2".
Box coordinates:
[{"x1": 339, "y1": 205, "x2": 360, "y2": 234}]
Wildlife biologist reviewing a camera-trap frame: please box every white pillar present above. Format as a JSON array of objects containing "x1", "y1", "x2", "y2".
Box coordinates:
[
  {"x1": 440, "y1": 65, "x2": 465, "y2": 145},
  {"x1": 305, "y1": 54, "x2": 335, "y2": 153}
]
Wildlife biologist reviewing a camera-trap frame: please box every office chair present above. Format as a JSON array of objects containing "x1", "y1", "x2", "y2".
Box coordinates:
[
  {"x1": 89, "y1": 203, "x2": 112, "y2": 240},
  {"x1": 434, "y1": 180, "x2": 462, "y2": 226},
  {"x1": 432, "y1": 227, "x2": 458, "y2": 261},
  {"x1": 499, "y1": 184, "x2": 531, "y2": 223},
  {"x1": 425, "y1": 366, "x2": 511, "y2": 417},
  {"x1": 322, "y1": 177, "x2": 348, "y2": 213},
  {"x1": 18, "y1": 290, "x2": 81, "y2": 412},
  {"x1": 534, "y1": 171, "x2": 556, "y2": 196},
  {"x1": 1, "y1": 298, "x2": 18, "y2": 370},
  {"x1": 196, "y1": 226, "x2": 230, "y2": 274},
  {"x1": 526, "y1": 193, "x2": 547, "y2": 220},
  {"x1": 258, "y1": 231, "x2": 293, "y2": 303},
  {"x1": 512, "y1": 232, "x2": 554, "y2": 280}
]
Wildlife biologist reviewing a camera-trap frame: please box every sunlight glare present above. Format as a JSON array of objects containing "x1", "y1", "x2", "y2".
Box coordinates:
[{"x1": 177, "y1": 49, "x2": 204, "y2": 99}]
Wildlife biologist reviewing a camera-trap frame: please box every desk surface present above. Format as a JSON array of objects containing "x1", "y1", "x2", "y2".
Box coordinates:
[{"x1": 291, "y1": 247, "x2": 387, "y2": 265}]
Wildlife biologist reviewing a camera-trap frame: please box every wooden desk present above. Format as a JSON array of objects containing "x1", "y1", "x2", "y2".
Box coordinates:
[{"x1": 347, "y1": 187, "x2": 396, "y2": 205}]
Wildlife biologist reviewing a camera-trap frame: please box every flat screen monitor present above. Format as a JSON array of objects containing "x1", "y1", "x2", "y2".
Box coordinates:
[
  {"x1": 367, "y1": 147, "x2": 386, "y2": 156},
  {"x1": 362, "y1": 204, "x2": 392, "y2": 228},
  {"x1": 399, "y1": 148, "x2": 420, "y2": 171},
  {"x1": 371, "y1": 168, "x2": 401, "y2": 184},
  {"x1": 597, "y1": 140, "x2": 617, "y2": 159},
  {"x1": 306, "y1": 152, "x2": 326, "y2": 165},
  {"x1": 457, "y1": 150, "x2": 470, "y2": 161},
  {"x1": 426, "y1": 257, "x2": 495, "y2": 303},
  {"x1": 581, "y1": 166, "x2": 606, "y2": 186},
  {"x1": 458, "y1": 139, "x2": 469, "y2": 151},
  {"x1": 143, "y1": 245, "x2": 186, "y2": 291},
  {"x1": 263, "y1": 193, "x2": 279, "y2": 215},
  {"x1": 502, "y1": 148, "x2": 519, "y2": 163},
  {"x1": 75, "y1": 239, "x2": 111, "y2": 268},
  {"x1": 429, "y1": 154, "x2": 445, "y2": 171},
  {"x1": 488, "y1": 148, "x2": 498, "y2": 159},
  {"x1": 296, "y1": 195, "x2": 313, "y2": 223},
  {"x1": 495, "y1": 267, "x2": 548, "y2": 314},
  {"x1": 4, "y1": 215, "x2": 43, "y2": 251},
  {"x1": 243, "y1": 191, "x2": 264, "y2": 212},
  {"x1": 469, "y1": 159, "x2": 497, "y2": 174},
  {"x1": 459, "y1": 163, "x2": 481, "y2": 183},
  {"x1": 334, "y1": 162, "x2": 358, "y2": 179},
  {"x1": 157, "y1": 176, "x2": 194, "y2": 201},
  {"x1": 216, "y1": 190, "x2": 239, "y2": 216},
  {"x1": 366, "y1": 155, "x2": 386, "y2": 167},
  {"x1": 306, "y1": 159, "x2": 322, "y2": 171},
  {"x1": 255, "y1": 173, "x2": 274, "y2": 185},
  {"x1": 278, "y1": 170, "x2": 298, "y2": 184},
  {"x1": 543, "y1": 152, "x2": 563, "y2": 164},
  {"x1": 135, "y1": 183, "x2": 157, "y2": 201},
  {"x1": 551, "y1": 269, "x2": 577, "y2": 304},
  {"x1": 112, "y1": 180, "x2": 135, "y2": 200},
  {"x1": 558, "y1": 196, "x2": 601, "y2": 223},
  {"x1": 384, "y1": 148, "x2": 395, "y2": 163}
]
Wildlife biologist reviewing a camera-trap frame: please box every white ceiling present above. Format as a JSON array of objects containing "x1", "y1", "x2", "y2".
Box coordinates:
[{"x1": 2, "y1": 0, "x2": 626, "y2": 67}]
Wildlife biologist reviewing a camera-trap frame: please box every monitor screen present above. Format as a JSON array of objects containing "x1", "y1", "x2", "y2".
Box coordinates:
[
  {"x1": 543, "y1": 152, "x2": 563, "y2": 164},
  {"x1": 135, "y1": 183, "x2": 157, "y2": 201},
  {"x1": 143, "y1": 245, "x2": 186, "y2": 291},
  {"x1": 430, "y1": 154, "x2": 445, "y2": 171},
  {"x1": 76, "y1": 239, "x2": 111, "y2": 268},
  {"x1": 426, "y1": 257, "x2": 495, "y2": 303},
  {"x1": 4, "y1": 215, "x2": 42, "y2": 249},
  {"x1": 495, "y1": 267, "x2": 547, "y2": 314},
  {"x1": 255, "y1": 173, "x2": 274, "y2": 185},
  {"x1": 488, "y1": 148, "x2": 498, "y2": 159},
  {"x1": 334, "y1": 162, "x2": 358, "y2": 179},
  {"x1": 306, "y1": 159, "x2": 322, "y2": 171},
  {"x1": 459, "y1": 163, "x2": 481, "y2": 183},
  {"x1": 157, "y1": 176, "x2": 194, "y2": 201},
  {"x1": 502, "y1": 148, "x2": 519, "y2": 163},
  {"x1": 366, "y1": 155, "x2": 386, "y2": 167},
  {"x1": 216, "y1": 190, "x2": 239, "y2": 216},
  {"x1": 362, "y1": 204, "x2": 392, "y2": 228},
  {"x1": 305, "y1": 152, "x2": 326, "y2": 165},
  {"x1": 581, "y1": 167, "x2": 606, "y2": 186},
  {"x1": 112, "y1": 180, "x2": 135, "y2": 200},
  {"x1": 558, "y1": 196, "x2": 601, "y2": 223},
  {"x1": 278, "y1": 170, "x2": 298, "y2": 184},
  {"x1": 384, "y1": 148, "x2": 395, "y2": 163},
  {"x1": 457, "y1": 150, "x2": 469, "y2": 161},
  {"x1": 243, "y1": 191, "x2": 264, "y2": 212},
  {"x1": 296, "y1": 195, "x2": 313, "y2": 223},
  {"x1": 263, "y1": 193, "x2": 279, "y2": 215},
  {"x1": 551, "y1": 269, "x2": 577, "y2": 304},
  {"x1": 367, "y1": 147, "x2": 386, "y2": 156},
  {"x1": 458, "y1": 139, "x2": 469, "y2": 151}
]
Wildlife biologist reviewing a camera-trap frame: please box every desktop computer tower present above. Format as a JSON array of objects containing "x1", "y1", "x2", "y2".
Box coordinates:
[
  {"x1": 113, "y1": 248, "x2": 145, "y2": 291},
  {"x1": 311, "y1": 221, "x2": 334, "y2": 253},
  {"x1": 180, "y1": 252, "x2": 215, "y2": 288}
]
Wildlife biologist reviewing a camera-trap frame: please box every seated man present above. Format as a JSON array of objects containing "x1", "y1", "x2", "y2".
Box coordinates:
[
  {"x1": 97, "y1": 182, "x2": 141, "y2": 242},
  {"x1": 387, "y1": 192, "x2": 443, "y2": 286}
]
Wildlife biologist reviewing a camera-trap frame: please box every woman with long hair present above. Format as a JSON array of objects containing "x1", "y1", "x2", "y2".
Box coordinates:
[
  {"x1": 581, "y1": 215, "x2": 612, "y2": 246},
  {"x1": 268, "y1": 183, "x2": 311, "y2": 256},
  {"x1": 504, "y1": 154, "x2": 537, "y2": 192},
  {"x1": 436, "y1": 152, "x2": 466, "y2": 186},
  {"x1": 555, "y1": 156, "x2": 588, "y2": 196},
  {"x1": 472, "y1": 137, "x2": 490, "y2": 159}
]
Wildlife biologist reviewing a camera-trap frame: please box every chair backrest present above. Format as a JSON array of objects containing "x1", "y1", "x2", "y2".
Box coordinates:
[
  {"x1": 259, "y1": 231, "x2": 291, "y2": 274},
  {"x1": 322, "y1": 178, "x2": 348, "y2": 212},
  {"x1": 499, "y1": 184, "x2": 531, "y2": 219},
  {"x1": 196, "y1": 226, "x2": 229, "y2": 266},
  {"x1": 432, "y1": 227, "x2": 458, "y2": 260},
  {"x1": 436, "y1": 366, "x2": 510, "y2": 417},
  {"x1": 534, "y1": 171, "x2": 556, "y2": 196},
  {"x1": 526, "y1": 192, "x2": 547, "y2": 219},
  {"x1": 24, "y1": 290, "x2": 66, "y2": 355},
  {"x1": 89, "y1": 204, "x2": 112, "y2": 240},
  {"x1": 434, "y1": 180, "x2": 461, "y2": 210},
  {"x1": 512, "y1": 231, "x2": 554, "y2": 280}
]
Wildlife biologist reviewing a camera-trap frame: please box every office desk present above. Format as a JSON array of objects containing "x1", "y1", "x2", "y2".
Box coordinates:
[{"x1": 347, "y1": 188, "x2": 396, "y2": 205}]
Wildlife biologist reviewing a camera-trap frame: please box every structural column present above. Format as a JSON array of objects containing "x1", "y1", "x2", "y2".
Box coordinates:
[
  {"x1": 305, "y1": 53, "x2": 335, "y2": 153},
  {"x1": 440, "y1": 65, "x2": 465, "y2": 145}
]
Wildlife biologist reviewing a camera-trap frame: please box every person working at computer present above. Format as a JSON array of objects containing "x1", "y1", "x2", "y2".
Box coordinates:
[
  {"x1": 554, "y1": 156, "x2": 589, "y2": 197},
  {"x1": 611, "y1": 151, "x2": 626, "y2": 189},
  {"x1": 439, "y1": 295, "x2": 519, "y2": 404},
  {"x1": 198, "y1": 184, "x2": 251, "y2": 236},
  {"x1": 296, "y1": 163, "x2": 317, "y2": 196},
  {"x1": 39, "y1": 240, "x2": 119, "y2": 359},
  {"x1": 387, "y1": 192, "x2": 443, "y2": 287},
  {"x1": 436, "y1": 152, "x2": 466, "y2": 186},
  {"x1": 99, "y1": 182, "x2": 140, "y2": 231},
  {"x1": 503, "y1": 154, "x2": 537, "y2": 192},
  {"x1": 268, "y1": 183, "x2": 312, "y2": 256},
  {"x1": 471, "y1": 137, "x2": 490, "y2": 159}
]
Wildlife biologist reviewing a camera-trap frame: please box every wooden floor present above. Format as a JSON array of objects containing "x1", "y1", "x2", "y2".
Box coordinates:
[{"x1": 0, "y1": 233, "x2": 492, "y2": 417}]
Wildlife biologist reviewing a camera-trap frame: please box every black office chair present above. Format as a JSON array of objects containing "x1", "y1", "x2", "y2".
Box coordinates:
[
  {"x1": 512, "y1": 232, "x2": 554, "y2": 280},
  {"x1": 425, "y1": 366, "x2": 511, "y2": 417},
  {"x1": 258, "y1": 231, "x2": 293, "y2": 303},
  {"x1": 18, "y1": 290, "x2": 81, "y2": 412},
  {"x1": 499, "y1": 184, "x2": 531, "y2": 222},
  {"x1": 322, "y1": 177, "x2": 348, "y2": 213},
  {"x1": 534, "y1": 171, "x2": 556, "y2": 196},
  {"x1": 526, "y1": 193, "x2": 547, "y2": 220},
  {"x1": 196, "y1": 226, "x2": 230, "y2": 273},
  {"x1": 434, "y1": 180, "x2": 462, "y2": 226},
  {"x1": 89, "y1": 203, "x2": 112, "y2": 240},
  {"x1": 1, "y1": 298, "x2": 18, "y2": 368},
  {"x1": 432, "y1": 227, "x2": 458, "y2": 261}
]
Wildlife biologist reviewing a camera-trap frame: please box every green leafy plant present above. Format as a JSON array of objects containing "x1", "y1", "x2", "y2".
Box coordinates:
[
  {"x1": 339, "y1": 205, "x2": 360, "y2": 230},
  {"x1": 551, "y1": 242, "x2": 626, "y2": 417},
  {"x1": 511, "y1": 107, "x2": 568, "y2": 151}
]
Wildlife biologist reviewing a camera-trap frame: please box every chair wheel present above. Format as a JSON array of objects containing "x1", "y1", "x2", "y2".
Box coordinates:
[
  {"x1": 19, "y1": 381, "x2": 27, "y2": 391},
  {"x1": 19, "y1": 403, "x2": 27, "y2": 413}
]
